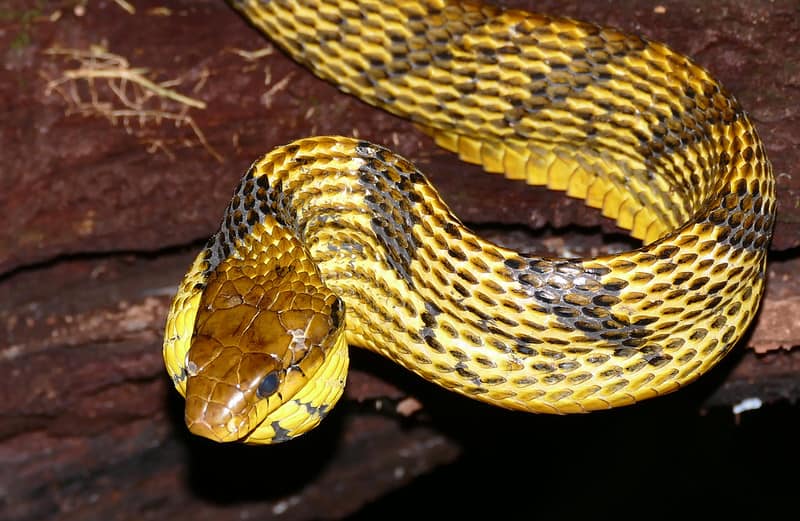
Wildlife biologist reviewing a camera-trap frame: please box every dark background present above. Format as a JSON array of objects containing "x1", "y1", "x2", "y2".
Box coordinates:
[{"x1": 1, "y1": 1, "x2": 798, "y2": 519}]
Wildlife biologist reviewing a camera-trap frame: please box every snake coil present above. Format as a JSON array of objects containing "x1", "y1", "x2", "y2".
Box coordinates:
[{"x1": 163, "y1": 0, "x2": 775, "y2": 443}]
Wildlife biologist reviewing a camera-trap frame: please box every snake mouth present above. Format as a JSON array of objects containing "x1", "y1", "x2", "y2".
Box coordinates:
[
  {"x1": 184, "y1": 335, "x2": 350, "y2": 444},
  {"x1": 183, "y1": 376, "x2": 257, "y2": 443},
  {"x1": 185, "y1": 414, "x2": 246, "y2": 444}
]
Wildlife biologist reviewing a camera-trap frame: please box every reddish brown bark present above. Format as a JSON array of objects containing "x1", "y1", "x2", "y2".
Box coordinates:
[{"x1": 1, "y1": 1, "x2": 798, "y2": 520}]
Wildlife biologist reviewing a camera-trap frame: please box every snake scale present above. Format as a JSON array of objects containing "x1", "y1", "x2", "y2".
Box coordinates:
[{"x1": 163, "y1": 0, "x2": 775, "y2": 443}]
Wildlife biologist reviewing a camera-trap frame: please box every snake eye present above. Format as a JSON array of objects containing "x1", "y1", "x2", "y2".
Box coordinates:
[
  {"x1": 331, "y1": 296, "x2": 345, "y2": 329},
  {"x1": 256, "y1": 371, "x2": 281, "y2": 398}
]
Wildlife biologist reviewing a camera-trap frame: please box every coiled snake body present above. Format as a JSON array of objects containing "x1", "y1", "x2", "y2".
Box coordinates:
[{"x1": 163, "y1": 0, "x2": 775, "y2": 443}]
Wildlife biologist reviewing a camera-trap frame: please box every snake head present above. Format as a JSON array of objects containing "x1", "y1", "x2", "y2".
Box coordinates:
[{"x1": 182, "y1": 250, "x2": 348, "y2": 444}]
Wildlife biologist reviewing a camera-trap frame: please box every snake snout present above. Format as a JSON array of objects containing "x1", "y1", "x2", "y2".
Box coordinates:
[
  {"x1": 183, "y1": 340, "x2": 287, "y2": 442},
  {"x1": 184, "y1": 383, "x2": 251, "y2": 443}
]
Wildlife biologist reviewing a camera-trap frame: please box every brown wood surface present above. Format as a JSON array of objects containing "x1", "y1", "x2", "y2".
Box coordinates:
[{"x1": 1, "y1": 1, "x2": 798, "y2": 520}]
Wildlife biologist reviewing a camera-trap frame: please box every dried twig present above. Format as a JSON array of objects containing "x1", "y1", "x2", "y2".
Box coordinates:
[{"x1": 43, "y1": 44, "x2": 222, "y2": 162}]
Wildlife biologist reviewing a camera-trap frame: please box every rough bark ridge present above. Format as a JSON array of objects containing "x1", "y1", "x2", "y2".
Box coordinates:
[{"x1": 1, "y1": 1, "x2": 798, "y2": 520}]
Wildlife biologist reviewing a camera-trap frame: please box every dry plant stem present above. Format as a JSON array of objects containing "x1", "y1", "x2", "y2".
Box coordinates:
[
  {"x1": 112, "y1": 0, "x2": 136, "y2": 14},
  {"x1": 58, "y1": 68, "x2": 206, "y2": 109},
  {"x1": 42, "y1": 45, "x2": 221, "y2": 162}
]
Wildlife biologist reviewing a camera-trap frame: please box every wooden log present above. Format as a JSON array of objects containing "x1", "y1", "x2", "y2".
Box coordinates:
[{"x1": 1, "y1": 1, "x2": 798, "y2": 519}]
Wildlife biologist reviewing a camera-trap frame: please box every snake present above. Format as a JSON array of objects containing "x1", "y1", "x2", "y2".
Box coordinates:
[{"x1": 162, "y1": 0, "x2": 775, "y2": 444}]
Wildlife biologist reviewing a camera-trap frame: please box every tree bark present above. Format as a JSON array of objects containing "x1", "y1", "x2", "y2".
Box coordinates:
[{"x1": 2, "y1": 1, "x2": 798, "y2": 519}]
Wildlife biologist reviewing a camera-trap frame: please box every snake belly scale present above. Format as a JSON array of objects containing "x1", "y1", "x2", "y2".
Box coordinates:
[{"x1": 162, "y1": 0, "x2": 775, "y2": 443}]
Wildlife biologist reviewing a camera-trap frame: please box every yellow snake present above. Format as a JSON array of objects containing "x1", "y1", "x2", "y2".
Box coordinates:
[{"x1": 163, "y1": 0, "x2": 775, "y2": 443}]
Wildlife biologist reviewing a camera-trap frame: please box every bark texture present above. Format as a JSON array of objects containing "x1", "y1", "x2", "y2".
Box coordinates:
[{"x1": 1, "y1": 1, "x2": 798, "y2": 519}]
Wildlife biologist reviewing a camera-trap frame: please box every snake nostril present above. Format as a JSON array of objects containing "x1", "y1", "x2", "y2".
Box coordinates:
[{"x1": 184, "y1": 359, "x2": 198, "y2": 376}]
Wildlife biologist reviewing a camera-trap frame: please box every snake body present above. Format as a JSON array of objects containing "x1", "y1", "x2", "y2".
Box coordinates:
[{"x1": 163, "y1": 0, "x2": 775, "y2": 443}]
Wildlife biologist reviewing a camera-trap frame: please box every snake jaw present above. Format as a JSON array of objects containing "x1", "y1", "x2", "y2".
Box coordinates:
[
  {"x1": 183, "y1": 336, "x2": 285, "y2": 442},
  {"x1": 184, "y1": 378, "x2": 252, "y2": 443},
  {"x1": 182, "y1": 314, "x2": 347, "y2": 443}
]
